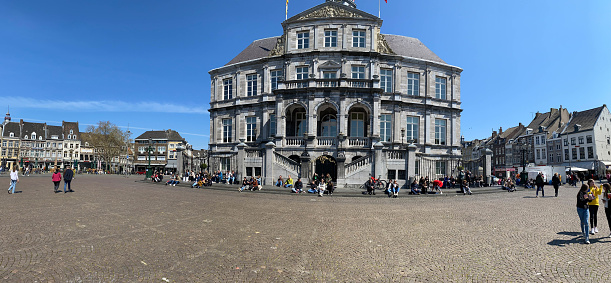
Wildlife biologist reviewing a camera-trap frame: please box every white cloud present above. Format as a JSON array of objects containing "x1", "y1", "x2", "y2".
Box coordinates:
[{"x1": 1, "y1": 97, "x2": 209, "y2": 115}]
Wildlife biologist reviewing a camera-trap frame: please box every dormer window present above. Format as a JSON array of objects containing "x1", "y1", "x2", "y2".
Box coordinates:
[
  {"x1": 70, "y1": 129, "x2": 74, "y2": 135},
  {"x1": 574, "y1": 124, "x2": 581, "y2": 132},
  {"x1": 24, "y1": 135, "x2": 28, "y2": 139},
  {"x1": 68, "y1": 134, "x2": 72, "y2": 139},
  {"x1": 9, "y1": 132, "x2": 14, "y2": 137},
  {"x1": 297, "y1": 31, "x2": 309, "y2": 49},
  {"x1": 39, "y1": 136, "x2": 42, "y2": 140},
  {"x1": 31, "y1": 133, "x2": 36, "y2": 140}
]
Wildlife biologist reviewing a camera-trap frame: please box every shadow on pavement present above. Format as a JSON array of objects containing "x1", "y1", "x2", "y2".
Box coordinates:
[{"x1": 547, "y1": 231, "x2": 610, "y2": 247}]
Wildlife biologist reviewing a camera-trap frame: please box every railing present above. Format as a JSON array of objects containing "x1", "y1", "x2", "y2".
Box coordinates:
[
  {"x1": 348, "y1": 137, "x2": 370, "y2": 147},
  {"x1": 285, "y1": 81, "x2": 309, "y2": 89},
  {"x1": 317, "y1": 137, "x2": 336, "y2": 146},
  {"x1": 285, "y1": 137, "x2": 306, "y2": 146},
  {"x1": 273, "y1": 152, "x2": 300, "y2": 174},
  {"x1": 348, "y1": 80, "x2": 371, "y2": 88},
  {"x1": 386, "y1": 150, "x2": 406, "y2": 160},
  {"x1": 316, "y1": 80, "x2": 338, "y2": 88},
  {"x1": 345, "y1": 154, "x2": 372, "y2": 175},
  {"x1": 282, "y1": 79, "x2": 374, "y2": 90},
  {"x1": 245, "y1": 150, "x2": 262, "y2": 158}
]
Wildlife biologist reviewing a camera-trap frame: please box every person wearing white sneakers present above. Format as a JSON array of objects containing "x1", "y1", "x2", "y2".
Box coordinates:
[
  {"x1": 587, "y1": 179, "x2": 602, "y2": 235},
  {"x1": 601, "y1": 183, "x2": 611, "y2": 238}
]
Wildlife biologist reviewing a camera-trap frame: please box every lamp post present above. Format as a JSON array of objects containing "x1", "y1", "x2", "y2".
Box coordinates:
[
  {"x1": 401, "y1": 128, "x2": 406, "y2": 148},
  {"x1": 145, "y1": 138, "x2": 154, "y2": 180}
]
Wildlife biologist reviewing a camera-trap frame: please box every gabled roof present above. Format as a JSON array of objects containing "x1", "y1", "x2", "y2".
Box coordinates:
[
  {"x1": 62, "y1": 121, "x2": 80, "y2": 139},
  {"x1": 21, "y1": 122, "x2": 45, "y2": 140},
  {"x1": 135, "y1": 130, "x2": 184, "y2": 141},
  {"x1": 561, "y1": 105, "x2": 606, "y2": 135},
  {"x1": 499, "y1": 125, "x2": 523, "y2": 140},
  {"x1": 2, "y1": 122, "x2": 20, "y2": 138}
]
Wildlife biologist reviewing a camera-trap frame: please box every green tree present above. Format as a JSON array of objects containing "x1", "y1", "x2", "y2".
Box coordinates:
[{"x1": 83, "y1": 121, "x2": 130, "y2": 172}]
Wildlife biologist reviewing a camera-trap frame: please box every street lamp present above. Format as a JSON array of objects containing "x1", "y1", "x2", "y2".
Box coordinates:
[
  {"x1": 145, "y1": 138, "x2": 154, "y2": 180},
  {"x1": 401, "y1": 128, "x2": 406, "y2": 148}
]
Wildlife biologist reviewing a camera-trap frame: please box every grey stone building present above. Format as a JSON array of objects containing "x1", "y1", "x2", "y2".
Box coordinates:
[{"x1": 208, "y1": 0, "x2": 463, "y2": 187}]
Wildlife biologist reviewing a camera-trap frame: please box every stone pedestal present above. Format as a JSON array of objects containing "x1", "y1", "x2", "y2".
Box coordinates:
[
  {"x1": 407, "y1": 144, "x2": 417, "y2": 185},
  {"x1": 484, "y1": 148, "x2": 493, "y2": 185},
  {"x1": 236, "y1": 141, "x2": 247, "y2": 180},
  {"x1": 300, "y1": 149, "x2": 311, "y2": 183},
  {"x1": 264, "y1": 141, "x2": 276, "y2": 185},
  {"x1": 373, "y1": 141, "x2": 385, "y2": 180}
]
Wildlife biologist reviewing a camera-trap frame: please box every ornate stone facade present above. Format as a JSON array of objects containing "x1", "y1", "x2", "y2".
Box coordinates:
[{"x1": 208, "y1": 0, "x2": 463, "y2": 187}]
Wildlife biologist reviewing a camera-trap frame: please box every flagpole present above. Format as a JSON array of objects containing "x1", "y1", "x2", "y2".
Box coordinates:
[
  {"x1": 286, "y1": 0, "x2": 289, "y2": 20},
  {"x1": 378, "y1": 0, "x2": 380, "y2": 18}
]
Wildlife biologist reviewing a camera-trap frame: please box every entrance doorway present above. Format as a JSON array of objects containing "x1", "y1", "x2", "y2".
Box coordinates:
[{"x1": 315, "y1": 155, "x2": 337, "y2": 181}]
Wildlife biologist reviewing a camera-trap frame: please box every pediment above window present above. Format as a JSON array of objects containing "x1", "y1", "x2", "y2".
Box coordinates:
[{"x1": 319, "y1": 60, "x2": 341, "y2": 70}]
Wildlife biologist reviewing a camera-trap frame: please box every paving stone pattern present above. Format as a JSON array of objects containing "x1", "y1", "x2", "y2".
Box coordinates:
[{"x1": 0, "y1": 175, "x2": 610, "y2": 282}]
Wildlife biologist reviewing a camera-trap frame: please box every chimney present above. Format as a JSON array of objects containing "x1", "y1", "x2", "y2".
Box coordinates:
[
  {"x1": 492, "y1": 131, "x2": 498, "y2": 138},
  {"x1": 499, "y1": 127, "x2": 503, "y2": 134}
]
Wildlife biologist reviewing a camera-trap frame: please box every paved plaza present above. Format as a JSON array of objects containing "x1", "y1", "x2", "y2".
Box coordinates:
[{"x1": 0, "y1": 174, "x2": 610, "y2": 282}]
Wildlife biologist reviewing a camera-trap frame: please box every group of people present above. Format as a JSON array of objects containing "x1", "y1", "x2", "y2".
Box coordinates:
[
  {"x1": 239, "y1": 176, "x2": 262, "y2": 192},
  {"x1": 307, "y1": 173, "x2": 334, "y2": 196},
  {"x1": 576, "y1": 180, "x2": 611, "y2": 244},
  {"x1": 7, "y1": 166, "x2": 75, "y2": 195}
]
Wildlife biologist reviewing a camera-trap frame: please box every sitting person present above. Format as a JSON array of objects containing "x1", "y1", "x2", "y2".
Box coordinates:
[
  {"x1": 504, "y1": 179, "x2": 516, "y2": 192},
  {"x1": 390, "y1": 180, "x2": 400, "y2": 198},
  {"x1": 326, "y1": 180, "x2": 334, "y2": 196},
  {"x1": 292, "y1": 178, "x2": 304, "y2": 193},
  {"x1": 307, "y1": 181, "x2": 318, "y2": 194},
  {"x1": 463, "y1": 180, "x2": 472, "y2": 195},
  {"x1": 284, "y1": 175, "x2": 294, "y2": 188},
  {"x1": 275, "y1": 175, "x2": 284, "y2": 187},
  {"x1": 317, "y1": 181, "x2": 327, "y2": 197},
  {"x1": 192, "y1": 179, "x2": 204, "y2": 188},
  {"x1": 166, "y1": 176, "x2": 180, "y2": 186},
  {"x1": 239, "y1": 177, "x2": 249, "y2": 192},
  {"x1": 410, "y1": 179, "x2": 421, "y2": 195},
  {"x1": 365, "y1": 179, "x2": 375, "y2": 195}
]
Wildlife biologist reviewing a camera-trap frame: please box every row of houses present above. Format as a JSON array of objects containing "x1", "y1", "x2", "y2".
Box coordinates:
[
  {"x1": 463, "y1": 105, "x2": 611, "y2": 180},
  {"x1": 0, "y1": 110, "x2": 207, "y2": 174}
]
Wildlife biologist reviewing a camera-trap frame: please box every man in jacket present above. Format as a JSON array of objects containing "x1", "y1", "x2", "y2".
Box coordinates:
[
  {"x1": 63, "y1": 165, "x2": 75, "y2": 193},
  {"x1": 535, "y1": 172, "x2": 545, "y2": 198},
  {"x1": 552, "y1": 173, "x2": 561, "y2": 197}
]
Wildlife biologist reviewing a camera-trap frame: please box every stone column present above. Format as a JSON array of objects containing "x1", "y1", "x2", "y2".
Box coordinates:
[
  {"x1": 407, "y1": 143, "x2": 417, "y2": 185},
  {"x1": 373, "y1": 141, "x2": 385, "y2": 179},
  {"x1": 264, "y1": 141, "x2": 275, "y2": 185},
  {"x1": 300, "y1": 149, "x2": 311, "y2": 183},
  {"x1": 237, "y1": 141, "x2": 247, "y2": 180},
  {"x1": 484, "y1": 148, "x2": 493, "y2": 185},
  {"x1": 336, "y1": 151, "x2": 346, "y2": 183}
]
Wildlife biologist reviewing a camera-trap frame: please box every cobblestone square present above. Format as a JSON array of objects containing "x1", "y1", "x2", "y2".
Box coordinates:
[{"x1": 1, "y1": 174, "x2": 610, "y2": 282}]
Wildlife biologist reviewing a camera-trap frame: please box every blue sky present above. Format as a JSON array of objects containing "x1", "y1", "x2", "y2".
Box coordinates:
[{"x1": 1, "y1": 0, "x2": 610, "y2": 149}]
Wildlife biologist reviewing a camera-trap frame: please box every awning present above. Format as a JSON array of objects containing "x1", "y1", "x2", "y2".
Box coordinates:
[
  {"x1": 565, "y1": 167, "x2": 589, "y2": 172},
  {"x1": 602, "y1": 161, "x2": 611, "y2": 166}
]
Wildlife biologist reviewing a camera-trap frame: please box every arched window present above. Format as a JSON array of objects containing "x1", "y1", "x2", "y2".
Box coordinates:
[
  {"x1": 70, "y1": 129, "x2": 74, "y2": 135},
  {"x1": 31, "y1": 132, "x2": 36, "y2": 140},
  {"x1": 24, "y1": 135, "x2": 28, "y2": 139},
  {"x1": 9, "y1": 132, "x2": 14, "y2": 137},
  {"x1": 320, "y1": 114, "x2": 337, "y2": 137}
]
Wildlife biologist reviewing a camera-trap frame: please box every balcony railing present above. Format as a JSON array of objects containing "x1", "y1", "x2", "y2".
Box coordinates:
[
  {"x1": 285, "y1": 137, "x2": 306, "y2": 147},
  {"x1": 348, "y1": 137, "x2": 370, "y2": 147},
  {"x1": 317, "y1": 137, "x2": 336, "y2": 146},
  {"x1": 281, "y1": 78, "x2": 376, "y2": 90}
]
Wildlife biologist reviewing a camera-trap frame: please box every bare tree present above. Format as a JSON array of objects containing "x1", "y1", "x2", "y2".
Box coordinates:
[{"x1": 83, "y1": 121, "x2": 130, "y2": 172}]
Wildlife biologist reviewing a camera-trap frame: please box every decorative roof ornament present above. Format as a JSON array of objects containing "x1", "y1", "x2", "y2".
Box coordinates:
[
  {"x1": 270, "y1": 35, "x2": 286, "y2": 56},
  {"x1": 376, "y1": 34, "x2": 395, "y2": 55},
  {"x1": 325, "y1": 0, "x2": 357, "y2": 9},
  {"x1": 297, "y1": 5, "x2": 364, "y2": 20}
]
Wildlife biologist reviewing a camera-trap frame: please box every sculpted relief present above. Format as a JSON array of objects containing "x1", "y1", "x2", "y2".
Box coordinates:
[{"x1": 297, "y1": 6, "x2": 365, "y2": 20}]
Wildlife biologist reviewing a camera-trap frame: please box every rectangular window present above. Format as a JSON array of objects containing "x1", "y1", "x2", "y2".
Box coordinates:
[
  {"x1": 157, "y1": 156, "x2": 166, "y2": 161},
  {"x1": 536, "y1": 149, "x2": 540, "y2": 159},
  {"x1": 297, "y1": 31, "x2": 309, "y2": 49},
  {"x1": 387, "y1": 169, "x2": 396, "y2": 180},
  {"x1": 220, "y1": 157, "x2": 231, "y2": 172},
  {"x1": 350, "y1": 112, "x2": 365, "y2": 137},
  {"x1": 296, "y1": 67, "x2": 308, "y2": 80},
  {"x1": 398, "y1": 170, "x2": 406, "y2": 180},
  {"x1": 351, "y1": 66, "x2": 365, "y2": 79},
  {"x1": 269, "y1": 114, "x2": 276, "y2": 137},
  {"x1": 541, "y1": 136, "x2": 546, "y2": 144},
  {"x1": 571, "y1": 137, "x2": 576, "y2": 145},
  {"x1": 352, "y1": 30, "x2": 366, "y2": 47},
  {"x1": 535, "y1": 136, "x2": 540, "y2": 145},
  {"x1": 435, "y1": 161, "x2": 446, "y2": 175},
  {"x1": 323, "y1": 72, "x2": 337, "y2": 79},
  {"x1": 380, "y1": 69, "x2": 393, "y2": 93},
  {"x1": 406, "y1": 116, "x2": 419, "y2": 143},
  {"x1": 556, "y1": 144, "x2": 561, "y2": 150},
  {"x1": 223, "y1": 79, "x2": 233, "y2": 100},
  {"x1": 549, "y1": 145, "x2": 553, "y2": 151},
  {"x1": 414, "y1": 160, "x2": 420, "y2": 175},
  {"x1": 324, "y1": 30, "x2": 337, "y2": 47},
  {"x1": 587, "y1": 146, "x2": 594, "y2": 159},
  {"x1": 380, "y1": 114, "x2": 392, "y2": 142},
  {"x1": 586, "y1": 135, "x2": 593, "y2": 143},
  {"x1": 270, "y1": 70, "x2": 282, "y2": 90},
  {"x1": 542, "y1": 148, "x2": 545, "y2": 158},
  {"x1": 557, "y1": 153, "x2": 562, "y2": 162},
  {"x1": 296, "y1": 112, "x2": 307, "y2": 137},
  {"x1": 434, "y1": 119, "x2": 447, "y2": 145},
  {"x1": 435, "y1": 77, "x2": 447, "y2": 100},
  {"x1": 246, "y1": 74, "x2": 257, "y2": 96},
  {"x1": 223, "y1": 119, "x2": 232, "y2": 143},
  {"x1": 579, "y1": 147, "x2": 585, "y2": 159},
  {"x1": 407, "y1": 72, "x2": 419, "y2": 96},
  {"x1": 578, "y1": 136, "x2": 584, "y2": 144},
  {"x1": 138, "y1": 146, "x2": 145, "y2": 153},
  {"x1": 157, "y1": 146, "x2": 165, "y2": 153},
  {"x1": 1, "y1": 141, "x2": 5, "y2": 147},
  {"x1": 563, "y1": 139, "x2": 568, "y2": 146},
  {"x1": 549, "y1": 153, "x2": 554, "y2": 163},
  {"x1": 246, "y1": 116, "x2": 257, "y2": 142},
  {"x1": 138, "y1": 156, "x2": 146, "y2": 161}
]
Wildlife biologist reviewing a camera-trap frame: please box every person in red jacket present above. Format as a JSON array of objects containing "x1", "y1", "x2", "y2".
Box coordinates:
[{"x1": 52, "y1": 168, "x2": 62, "y2": 193}]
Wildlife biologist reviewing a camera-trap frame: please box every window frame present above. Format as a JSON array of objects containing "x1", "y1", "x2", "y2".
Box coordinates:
[
  {"x1": 222, "y1": 118, "x2": 232, "y2": 143},
  {"x1": 380, "y1": 69, "x2": 393, "y2": 93},
  {"x1": 324, "y1": 29, "x2": 337, "y2": 47},
  {"x1": 297, "y1": 31, "x2": 310, "y2": 49},
  {"x1": 434, "y1": 119, "x2": 447, "y2": 145},
  {"x1": 352, "y1": 30, "x2": 366, "y2": 48},
  {"x1": 223, "y1": 78, "x2": 233, "y2": 100},
  {"x1": 379, "y1": 114, "x2": 392, "y2": 142},
  {"x1": 435, "y1": 77, "x2": 447, "y2": 100},
  {"x1": 406, "y1": 116, "x2": 419, "y2": 143},
  {"x1": 246, "y1": 74, "x2": 257, "y2": 97},
  {"x1": 351, "y1": 66, "x2": 365, "y2": 79},
  {"x1": 246, "y1": 116, "x2": 257, "y2": 142},
  {"x1": 407, "y1": 72, "x2": 419, "y2": 96}
]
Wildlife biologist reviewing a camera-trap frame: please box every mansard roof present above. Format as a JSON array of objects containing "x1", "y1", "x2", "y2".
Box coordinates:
[
  {"x1": 62, "y1": 121, "x2": 80, "y2": 139},
  {"x1": 561, "y1": 105, "x2": 606, "y2": 135},
  {"x1": 384, "y1": 35, "x2": 445, "y2": 64},
  {"x1": 225, "y1": 37, "x2": 279, "y2": 66},
  {"x1": 136, "y1": 129, "x2": 184, "y2": 141},
  {"x1": 47, "y1": 125, "x2": 63, "y2": 140}
]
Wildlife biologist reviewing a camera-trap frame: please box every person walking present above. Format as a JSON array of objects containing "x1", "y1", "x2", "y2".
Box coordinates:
[
  {"x1": 587, "y1": 179, "x2": 602, "y2": 235},
  {"x1": 63, "y1": 165, "x2": 75, "y2": 193},
  {"x1": 601, "y1": 183, "x2": 611, "y2": 238},
  {"x1": 8, "y1": 166, "x2": 19, "y2": 194},
  {"x1": 577, "y1": 184, "x2": 592, "y2": 244},
  {"x1": 535, "y1": 172, "x2": 545, "y2": 198},
  {"x1": 552, "y1": 173, "x2": 561, "y2": 197},
  {"x1": 52, "y1": 168, "x2": 62, "y2": 193}
]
